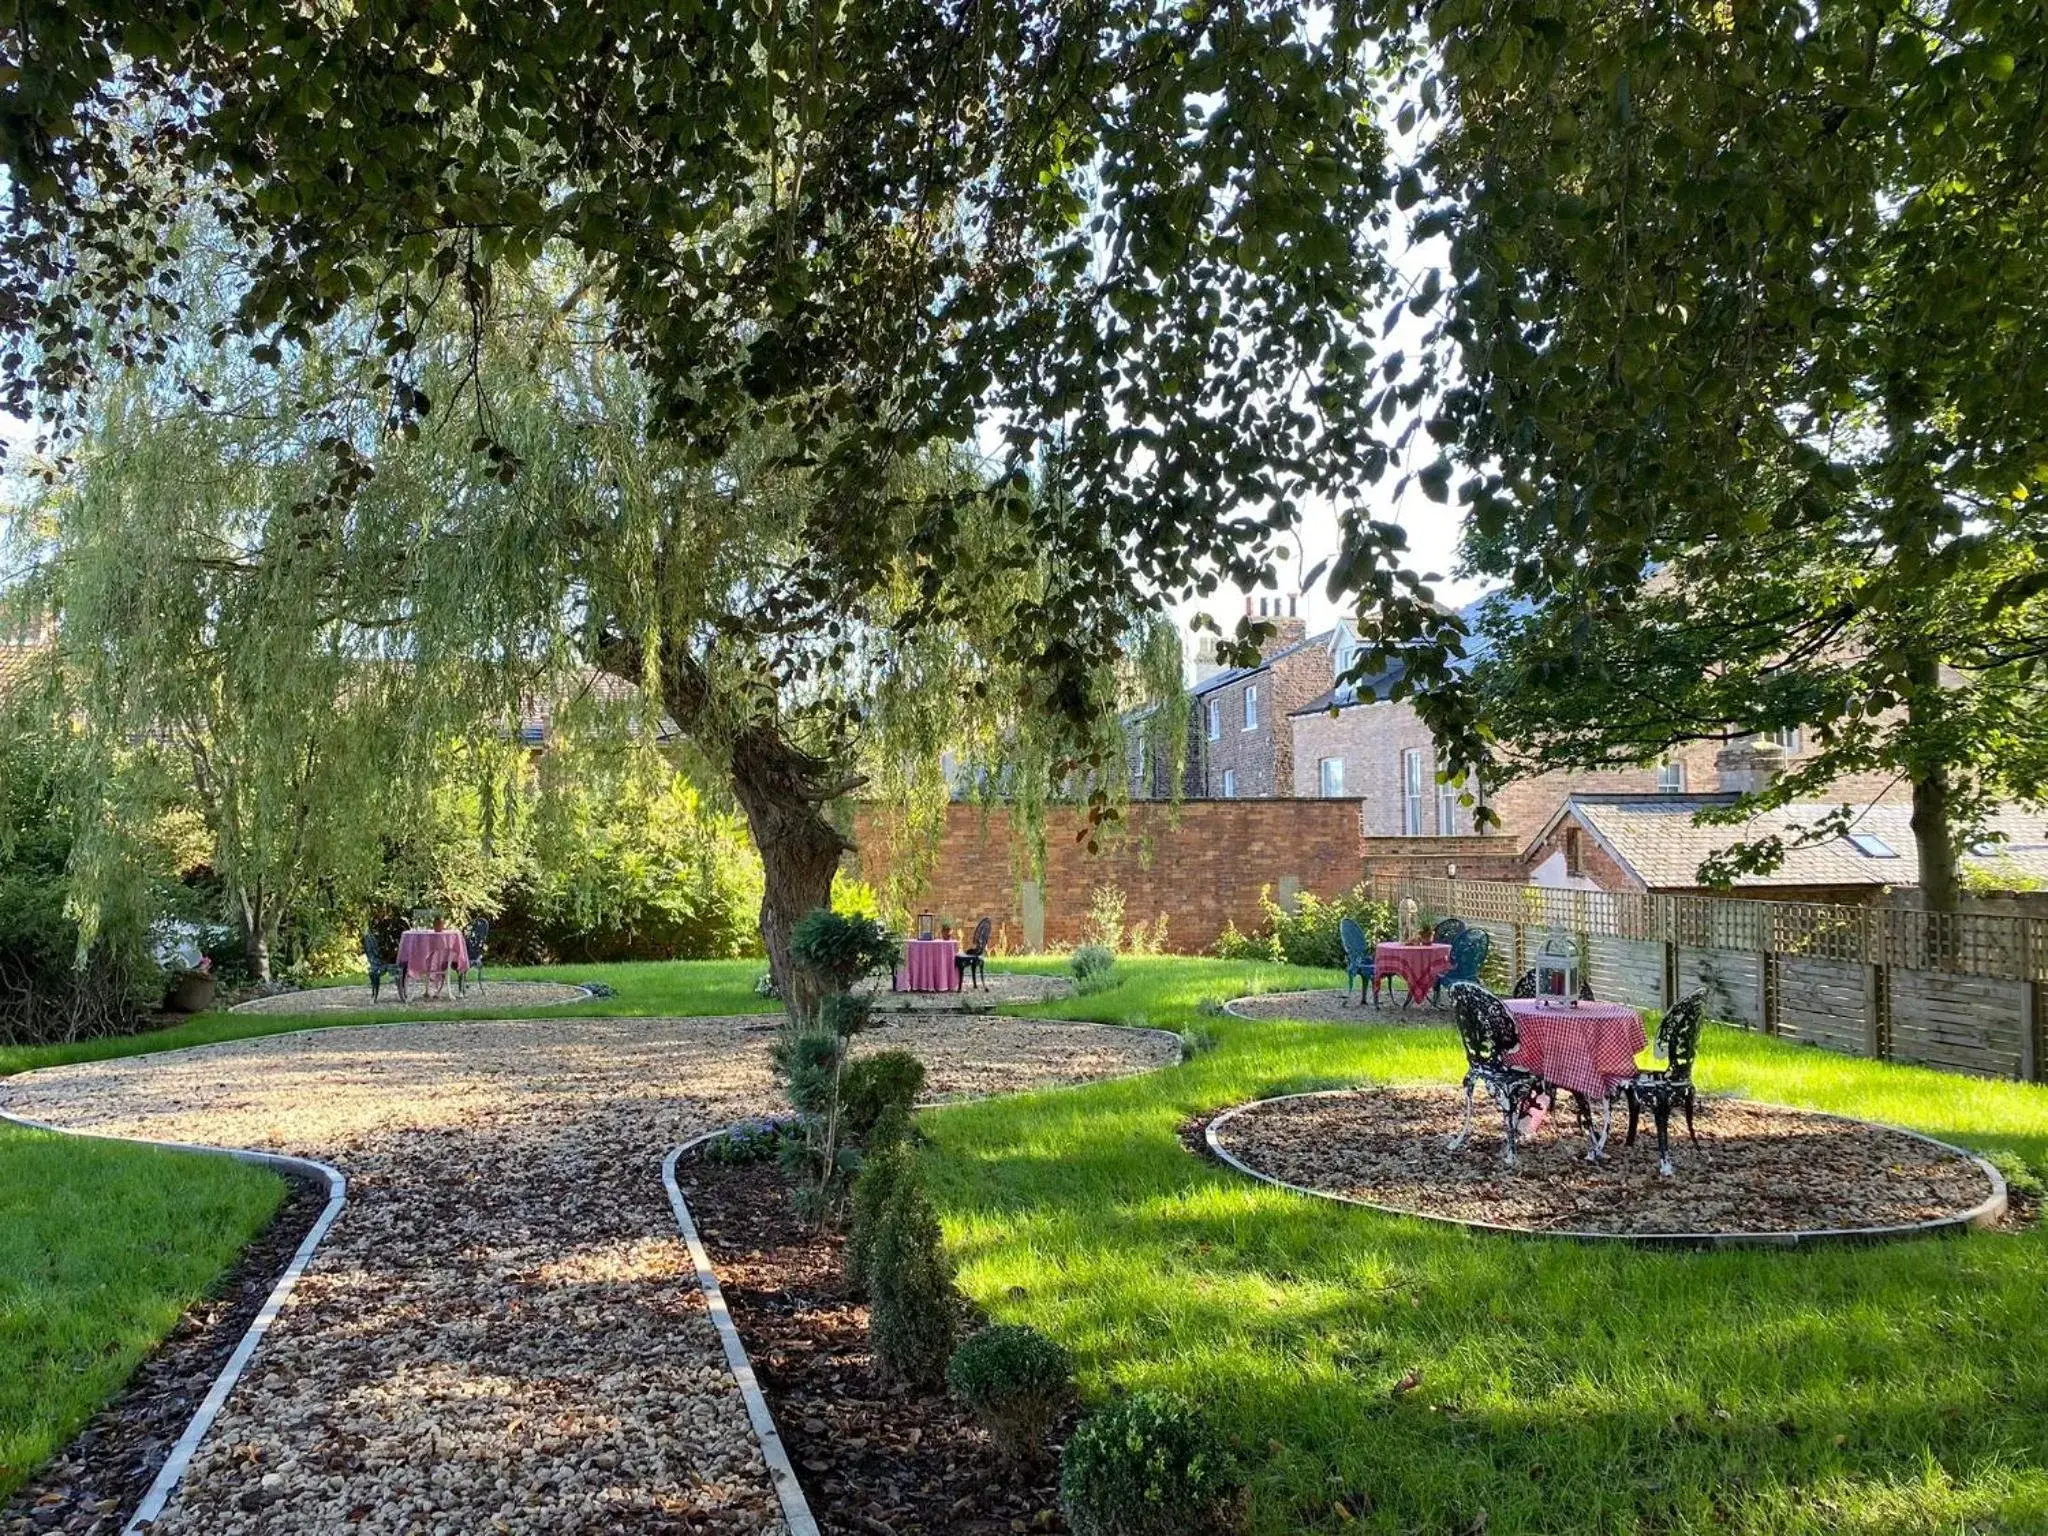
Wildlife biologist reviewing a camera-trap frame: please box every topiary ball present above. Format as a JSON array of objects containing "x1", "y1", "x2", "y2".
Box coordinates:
[{"x1": 1059, "y1": 1391, "x2": 1242, "y2": 1536}]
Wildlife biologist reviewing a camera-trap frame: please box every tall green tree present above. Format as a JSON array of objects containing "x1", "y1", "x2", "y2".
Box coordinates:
[{"x1": 1408, "y1": 0, "x2": 2048, "y2": 906}]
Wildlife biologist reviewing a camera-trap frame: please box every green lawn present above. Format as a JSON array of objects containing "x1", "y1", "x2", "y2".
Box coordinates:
[
  {"x1": 0, "y1": 1124, "x2": 285, "y2": 1500},
  {"x1": 926, "y1": 956, "x2": 2048, "y2": 1536},
  {"x1": 0, "y1": 958, "x2": 778, "y2": 1080}
]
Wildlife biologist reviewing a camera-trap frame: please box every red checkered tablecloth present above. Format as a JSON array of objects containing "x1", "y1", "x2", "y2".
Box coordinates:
[
  {"x1": 1374, "y1": 942, "x2": 1452, "y2": 1001},
  {"x1": 1503, "y1": 999, "x2": 1647, "y2": 1099}
]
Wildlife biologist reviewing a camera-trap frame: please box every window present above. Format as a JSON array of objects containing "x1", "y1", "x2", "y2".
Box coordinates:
[
  {"x1": 1436, "y1": 774, "x2": 1461, "y2": 836},
  {"x1": 1564, "y1": 826, "x2": 1585, "y2": 877},
  {"x1": 1221, "y1": 768, "x2": 1238, "y2": 798},
  {"x1": 1401, "y1": 749, "x2": 1424, "y2": 835},
  {"x1": 1242, "y1": 685, "x2": 1259, "y2": 731},
  {"x1": 1656, "y1": 759, "x2": 1686, "y2": 793},
  {"x1": 1848, "y1": 831, "x2": 1898, "y2": 859},
  {"x1": 1769, "y1": 727, "x2": 1802, "y2": 755},
  {"x1": 1319, "y1": 757, "x2": 1345, "y2": 797},
  {"x1": 1205, "y1": 699, "x2": 1221, "y2": 741},
  {"x1": 1133, "y1": 738, "x2": 1148, "y2": 789}
]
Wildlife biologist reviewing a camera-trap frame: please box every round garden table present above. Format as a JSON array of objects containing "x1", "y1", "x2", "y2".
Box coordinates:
[
  {"x1": 895, "y1": 938, "x2": 960, "y2": 993},
  {"x1": 1502, "y1": 998, "x2": 1647, "y2": 1100},
  {"x1": 1373, "y1": 942, "x2": 1452, "y2": 1006},
  {"x1": 396, "y1": 928, "x2": 469, "y2": 996}
]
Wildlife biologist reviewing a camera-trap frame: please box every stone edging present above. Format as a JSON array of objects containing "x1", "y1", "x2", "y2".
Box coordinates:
[
  {"x1": 1203, "y1": 1087, "x2": 2010, "y2": 1250},
  {"x1": 662, "y1": 1135, "x2": 822, "y2": 1536},
  {"x1": 0, "y1": 1109, "x2": 347, "y2": 1534},
  {"x1": 226, "y1": 982, "x2": 597, "y2": 1014}
]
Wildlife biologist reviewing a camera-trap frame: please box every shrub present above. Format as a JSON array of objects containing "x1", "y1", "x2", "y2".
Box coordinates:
[
  {"x1": 1207, "y1": 919, "x2": 1263, "y2": 962},
  {"x1": 790, "y1": 908, "x2": 901, "y2": 995},
  {"x1": 1205, "y1": 884, "x2": 1396, "y2": 970},
  {"x1": 1084, "y1": 883, "x2": 1127, "y2": 950},
  {"x1": 772, "y1": 1023, "x2": 846, "y2": 1120},
  {"x1": 1072, "y1": 944, "x2": 1116, "y2": 980},
  {"x1": 841, "y1": 1050, "x2": 925, "y2": 1147},
  {"x1": 1178, "y1": 1026, "x2": 1218, "y2": 1057},
  {"x1": 819, "y1": 989, "x2": 875, "y2": 1038},
  {"x1": 947, "y1": 1325, "x2": 1074, "y2": 1463},
  {"x1": 1059, "y1": 1392, "x2": 1243, "y2": 1536},
  {"x1": 1987, "y1": 1150, "x2": 2045, "y2": 1208},
  {"x1": 845, "y1": 1138, "x2": 910, "y2": 1294},
  {"x1": 703, "y1": 1117, "x2": 790, "y2": 1165},
  {"x1": 867, "y1": 1152, "x2": 956, "y2": 1386}
]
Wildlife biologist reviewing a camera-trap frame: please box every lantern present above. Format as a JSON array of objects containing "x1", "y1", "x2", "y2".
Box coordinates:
[
  {"x1": 916, "y1": 911, "x2": 937, "y2": 940},
  {"x1": 1399, "y1": 897, "x2": 1420, "y2": 944},
  {"x1": 1534, "y1": 931, "x2": 1582, "y2": 1003}
]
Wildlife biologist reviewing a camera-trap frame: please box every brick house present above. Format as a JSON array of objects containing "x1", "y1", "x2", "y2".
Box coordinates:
[{"x1": 1126, "y1": 596, "x2": 1357, "y2": 801}]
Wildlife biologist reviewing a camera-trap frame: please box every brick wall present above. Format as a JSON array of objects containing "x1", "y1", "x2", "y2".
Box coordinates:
[
  {"x1": 1186, "y1": 625, "x2": 1338, "y2": 800},
  {"x1": 1359, "y1": 835, "x2": 1531, "y2": 885},
  {"x1": 849, "y1": 798, "x2": 1371, "y2": 952}
]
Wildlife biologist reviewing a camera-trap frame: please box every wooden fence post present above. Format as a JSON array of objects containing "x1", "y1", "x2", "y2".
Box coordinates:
[
  {"x1": 1864, "y1": 963, "x2": 1892, "y2": 1062},
  {"x1": 2022, "y1": 979, "x2": 2041, "y2": 1084}
]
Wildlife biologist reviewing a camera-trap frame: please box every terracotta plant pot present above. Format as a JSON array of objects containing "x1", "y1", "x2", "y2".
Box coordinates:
[{"x1": 164, "y1": 970, "x2": 218, "y2": 1014}]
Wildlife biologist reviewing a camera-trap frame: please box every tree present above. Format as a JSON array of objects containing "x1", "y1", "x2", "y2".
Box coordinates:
[
  {"x1": 1, "y1": 1, "x2": 1495, "y2": 985},
  {"x1": 1405, "y1": 0, "x2": 2048, "y2": 907}
]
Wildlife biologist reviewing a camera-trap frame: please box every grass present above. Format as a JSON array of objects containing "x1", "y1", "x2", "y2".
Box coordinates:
[
  {"x1": 0, "y1": 958, "x2": 778, "y2": 1080},
  {"x1": 0, "y1": 1124, "x2": 285, "y2": 1501},
  {"x1": 922, "y1": 956, "x2": 2048, "y2": 1536}
]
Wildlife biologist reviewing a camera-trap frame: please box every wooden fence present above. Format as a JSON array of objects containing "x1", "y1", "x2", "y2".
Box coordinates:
[{"x1": 1372, "y1": 876, "x2": 2048, "y2": 1083}]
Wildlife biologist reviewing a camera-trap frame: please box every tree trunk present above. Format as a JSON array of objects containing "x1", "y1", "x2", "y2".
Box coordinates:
[
  {"x1": 237, "y1": 889, "x2": 273, "y2": 982},
  {"x1": 726, "y1": 722, "x2": 854, "y2": 1025},
  {"x1": 1903, "y1": 651, "x2": 1960, "y2": 916}
]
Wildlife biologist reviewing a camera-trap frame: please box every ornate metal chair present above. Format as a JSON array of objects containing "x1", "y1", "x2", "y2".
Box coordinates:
[
  {"x1": 1432, "y1": 916, "x2": 1467, "y2": 946},
  {"x1": 1447, "y1": 982, "x2": 1550, "y2": 1167},
  {"x1": 1432, "y1": 926, "x2": 1492, "y2": 1004},
  {"x1": 456, "y1": 916, "x2": 490, "y2": 996},
  {"x1": 954, "y1": 915, "x2": 994, "y2": 989},
  {"x1": 1339, "y1": 916, "x2": 1375, "y2": 1005},
  {"x1": 364, "y1": 930, "x2": 406, "y2": 1003},
  {"x1": 1625, "y1": 990, "x2": 1709, "y2": 1176}
]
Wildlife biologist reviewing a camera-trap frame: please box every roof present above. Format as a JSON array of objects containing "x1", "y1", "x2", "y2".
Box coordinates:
[
  {"x1": 1535, "y1": 793, "x2": 2048, "y2": 891},
  {"x1": 1289, "y1": 591, "x2": 1532, "y2": 717},
  {"x1": 1190, "y1": 626, "x2": 1342, "y2": 699}
]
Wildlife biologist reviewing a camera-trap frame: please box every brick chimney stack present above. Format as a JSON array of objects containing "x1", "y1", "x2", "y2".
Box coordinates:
[
  {"x1": 1245, "y1": 592, "x2": 1307, "y2": 657},
  {"x1": 1715, "y1": 738, "x2": 1788, "y2": 796}
]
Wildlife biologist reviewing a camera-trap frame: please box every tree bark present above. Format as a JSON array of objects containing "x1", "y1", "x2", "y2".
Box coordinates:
[
  {"x1": 237, "y1": 888, "x2": 274, "y2": 981},
  {"x1": 1904, "y1": 651, "x2": 1960, "y2": 916},
  {"x1": 726, "y1": 721, "x2": 852, "y2": 1025}
]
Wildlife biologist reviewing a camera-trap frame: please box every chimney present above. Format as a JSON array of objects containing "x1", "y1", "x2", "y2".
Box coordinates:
[
  {"x1": 1246, "y1": 591, "x2": 1307, "y2": 658},
  {"x1": 1715, "y1": 738, "x2": 1788, "y2": 796}
]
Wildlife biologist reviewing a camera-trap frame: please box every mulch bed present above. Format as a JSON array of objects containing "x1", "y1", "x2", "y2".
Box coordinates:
[
  {"x1": 228, "y1": 979, "x2": 590, "y2": 1013},
  {"x1": 1226, "y1": 989, "x2": 1445, "y2": 1025},
  {"x1": 1210, "y1": 1087, "x2": 1999, "y2": 1237},
  {"x1": 1, "y1": 1171, "x2": 329, "y2": 1536},
  {"x1": 678, "y1": 1150, "x2": 1074, "y2": 1535}
]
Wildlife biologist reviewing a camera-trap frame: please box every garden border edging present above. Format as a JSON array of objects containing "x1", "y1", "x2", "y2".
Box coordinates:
[
  {"x1": 1203, "y1": 1087, "x2": 2009, "y2": 1250},
  {"x1": 0, "y1": 1108, "x2": 347, "y2": 1533}
]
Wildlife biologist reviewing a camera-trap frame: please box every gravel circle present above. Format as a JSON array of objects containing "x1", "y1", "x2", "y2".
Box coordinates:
[
  {"x1": 1209, "y1": 1086, "x2": 2000, "y2": 1238},
  {"x1": 855, "y1": 971, "x2": 1074, "y2": 1013},
  {"x1": 0, "y1": 1014, "x2": 1169, "y2": 1536},
  {"x1": 230, "y1": 980, "x2": 592, "y2": 1014},
  {"x1": 1224, "y1": 989, "x2": 1445, "y2": 1024}
]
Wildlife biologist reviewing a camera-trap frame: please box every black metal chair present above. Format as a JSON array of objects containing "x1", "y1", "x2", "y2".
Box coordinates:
[
  {"x1": 1433, "y1": 917, "x2": 1467, "y2": 946},
  {"x1": 954, "y1": 916, "x2": 993, "y2": 989},
  {"x1": 365, "y1": 930, "x2": 407, "y2": 1003},
  {"x1": 1626, "y1": 990, "x2": 1709, "y2": 1176},
  {"x1": 1447, "y1": 982, "x2": 1550, "y2": 1167},
  {"x1": 456, "y1": 916, "x2": 490, "y2": 996}
]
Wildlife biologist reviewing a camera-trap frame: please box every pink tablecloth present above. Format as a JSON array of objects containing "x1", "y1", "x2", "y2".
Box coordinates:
[
  {"x1": 1504, "y1": 999, "x2": 1647, "y2": 1100},
  {"x1": 397, "y1": 928, "x2": 469, "y2": 978},
  {"x1": 896, "y1": 938, "x2": 960, "y2": 993},
  {"x1": 1374, "y1": 942, "x2": 1452, "y2": 1002}
]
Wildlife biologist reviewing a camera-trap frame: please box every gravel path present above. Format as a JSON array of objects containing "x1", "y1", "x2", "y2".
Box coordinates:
[
  {"x1": 1225, "y1": 989, "x2": 1446, "y2": 1025},
  {"x1": 856, "y1": 971, "x2": 1074, "y2": 1013},
  {"x1": 0, "y1": 1014, "x2": 1169, "y2": 1536}
]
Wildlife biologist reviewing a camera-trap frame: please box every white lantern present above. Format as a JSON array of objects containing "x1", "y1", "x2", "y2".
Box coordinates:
[{"x1": 1534, "y1": 931, "x2": 1582, "y2": 1003}]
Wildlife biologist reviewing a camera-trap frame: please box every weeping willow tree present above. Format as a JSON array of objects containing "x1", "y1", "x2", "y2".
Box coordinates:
[{"x1": 16, "y1": 253, "x2": 1184, "y2": 1013}]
